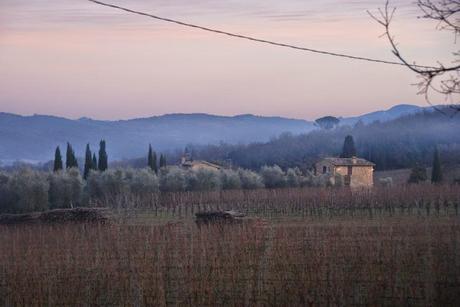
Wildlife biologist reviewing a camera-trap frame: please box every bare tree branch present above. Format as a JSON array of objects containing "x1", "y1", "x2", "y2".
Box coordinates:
[
  {"x1": 418, "y1": 0, "x2": 460, "y2": 35},
  {"x1": 368, "y1": 0, "x2": 460, "y2": 113}
]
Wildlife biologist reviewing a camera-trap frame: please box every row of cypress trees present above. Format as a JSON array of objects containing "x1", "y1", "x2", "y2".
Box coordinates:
[
  {"x1": 53, "y1": 143, "x2": 77, "y2": 171},
  {"x1": 53, "y1": 140, "x2": 108, "y2": 179},
  {"x1": 54, "y1": 142, "x2": 167, "y2": 179},
  {"x1": 147, "y1": 144, "x2": 167, "y2": 174}
]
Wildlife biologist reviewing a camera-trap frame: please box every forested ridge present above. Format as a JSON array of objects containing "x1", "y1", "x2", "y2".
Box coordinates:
[{"x1": 183, "y1": 109, "x2": 460, "y2": 171}]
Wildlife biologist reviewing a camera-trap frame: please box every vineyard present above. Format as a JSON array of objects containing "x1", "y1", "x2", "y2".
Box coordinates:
[
  {"x1": 1, "y1": 184, "x2": 460, "y2": 305},
  {"x1": 99, "y1": 184, "x2": 460, "y2": 219}
]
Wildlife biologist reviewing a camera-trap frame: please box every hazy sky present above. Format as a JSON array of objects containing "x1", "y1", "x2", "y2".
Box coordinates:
[{"x1": 0, "y1": 0, "x2": 455, "y2": 120}]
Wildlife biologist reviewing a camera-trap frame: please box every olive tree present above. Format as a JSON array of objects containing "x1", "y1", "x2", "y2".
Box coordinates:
[
  {"x1": 48, "y1": 168, "x2": 83, "y2": 209},
  {"x1": 5, "y1": 169, "x2": 49, "y2": 213},
  {"x1": 159, "y1": 166, "x2": 187, "y2": 192},
  {"x1": 260, "y1": 165, "x2": 287, "y2": 189},
  {"x1": 238, "y1": 169, "x2": 265, "y2": 189},
  {"x1": 220, "y1": 169, "x2": 242, "y2": 190}
]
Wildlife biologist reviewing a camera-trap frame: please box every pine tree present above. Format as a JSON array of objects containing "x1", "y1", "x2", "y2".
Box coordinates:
[
  {"x1": 431, "y1": 146, "x2": 443, "y2": 184},
  {"x1": 66, "y1": 142, "x2": 78, "y2": 169},
  {"x1": 53, "y1": 146, "x2": 63, "y2": 172},
  {"x1": 92, "y1": 153, "x2": 98, "y2": 170},
  {"x1": 98, "y1": 140, "x2": 108, "y2": 171},
  {"x1": 83, "y1": 144, "x2": 92, "y2": 180},
  {"x1": 340, "y1": 135, "x2": 357, "y2": 158},
  {"x1": 159, "y1": 154, "x2": 167, "y2": 169}
]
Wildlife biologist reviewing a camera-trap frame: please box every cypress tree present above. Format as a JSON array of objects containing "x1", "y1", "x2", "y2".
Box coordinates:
[
  {"x1": 92, "y1": 153, "x2": 98, "y2": 170},
  {"x1": 431, "y1": 147, "x2": 443, "y2": 184},
  {"x1": 53, "y1": 146, "x2": 63, "y2": 172},
  {"x1": 66, "y1": 142, "x2": 78, "y2": 169},
  {"x1": 159, "y1": 154, "x2": 167, "y2": 169},
  {"x1": 147, "y1": 144, "x2": 158, "y2": 173},
  {"x1": 98, "y1": 140, "x2": 108, "y2": 171},
  {"x1": 152, "y1": 151, "x2": 158, "y2": 174},
  {"x1": 340, "y1": 135, "x2": 357, "y2": 158},
  {"x1": 148, "y1": 144, "x2": 153, "y2": 170},
  {"x1": 66, "y1": 143, "x2": 72, "y2": 169},
  {"x1": 83, "y1": 144, "x2": 92, "y2": 180}
]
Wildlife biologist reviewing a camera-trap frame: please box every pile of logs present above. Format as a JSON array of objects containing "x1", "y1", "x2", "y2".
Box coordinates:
[
  {"x1": 195, "y1": 210, "x2": 245, "y2": 225},
  {"x1": 0, "y1": 208, "x2": 109, "y2": 225}
]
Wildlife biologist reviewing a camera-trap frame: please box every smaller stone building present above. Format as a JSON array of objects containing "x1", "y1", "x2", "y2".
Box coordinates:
[
  {"x1": 181, "y1": 156, "x2": 222, "y2": 171},
  {"x1": 315, "y1": 157, "x2": 375, "y2": 187}
]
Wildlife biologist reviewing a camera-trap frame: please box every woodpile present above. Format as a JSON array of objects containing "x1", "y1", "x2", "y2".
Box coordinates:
[
  {"x1": 195, "y1": 210, "x2": 245, "y2": 225},
  {"x1": 0, "y1": 208, "x2": 109, "y2": 225}
]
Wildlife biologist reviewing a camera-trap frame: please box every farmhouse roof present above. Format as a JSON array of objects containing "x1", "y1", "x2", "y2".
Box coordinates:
[
  {"x1": 320, "y1": 157, "x2": 375, "y2": 167},
  {"x1": 182, "y1": 160, "x2": 222, "y2": 169}
]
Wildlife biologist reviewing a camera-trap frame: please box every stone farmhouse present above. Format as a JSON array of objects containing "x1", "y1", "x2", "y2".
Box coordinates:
[
  {"x1": 180, "y1": 155, "x2": 222, "y2": 171},
  {"x1": 315, "y1": 157, "x2": 375, "y2": 187}
]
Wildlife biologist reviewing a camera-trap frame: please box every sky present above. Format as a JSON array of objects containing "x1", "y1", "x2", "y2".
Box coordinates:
[{"x1": 0, "y1": 0, "x2": 455, "y2": 120}]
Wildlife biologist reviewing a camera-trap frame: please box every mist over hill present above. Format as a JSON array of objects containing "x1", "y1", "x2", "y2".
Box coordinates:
[
  {"x1": 0, "y1": 104, "x2": 428, "y2": 163},
  {"x1": 339, "y1": 104, "x2": 426, "y2": 126},
  {"x1": 0, "y1": 113, "x2": 314, "y2": 163},
  {"x1": 185, "y1": 108, "x2": 460, "y2": 171}
]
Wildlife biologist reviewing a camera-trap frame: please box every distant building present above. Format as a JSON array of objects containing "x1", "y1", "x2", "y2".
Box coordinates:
[
  {"x1": 315, "y1": 157, "x2": 375, "y2": 187},
  {"x1": 180, "y1": 155, "x2": 222, "y2": 171}
]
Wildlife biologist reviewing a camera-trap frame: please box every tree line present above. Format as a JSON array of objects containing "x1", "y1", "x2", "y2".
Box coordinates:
[
  {"x1": 0, "y1": 164, "x2": 346, "y2": 214},
  {"x1": 1, "y1": 135, "x2": 359, "y2": 214},
  {"x1": 0, "y1": 133, "x2": 455, "y2": 214}
]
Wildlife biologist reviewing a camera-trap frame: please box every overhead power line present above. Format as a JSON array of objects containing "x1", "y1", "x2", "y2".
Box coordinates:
[{"x1": 88, "y1": 0, "x2": 436, "y2": 69}]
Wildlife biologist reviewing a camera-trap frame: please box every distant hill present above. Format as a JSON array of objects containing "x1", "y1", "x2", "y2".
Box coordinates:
[
  {"x1": 339, "y1": 104, "x2": 425, "y2": 126},
  {"x1": 0, "y1": 112, "x2": 314, "y2": 163},
  {"x1": 0, "y1": 104, "x2": 430, "y2": 163}
]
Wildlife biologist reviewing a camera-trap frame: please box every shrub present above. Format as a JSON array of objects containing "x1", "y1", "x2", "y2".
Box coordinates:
[
  {"x1": 159, "y1": 166, "x2": 187, "y2": 192},
  {"x1": 408, "y1": 166, "x2": 427, "y2": 184},
  {"x1": 185, "y1": 168, "x2": 221, "y2": 191},
  {"x1": 238, "y1": 169, "x2": 264, "y2": 189},
  {"x1": 286, "y1": 168, "x2": 303, "y2": 187},
  {"x1": 379, "y1": 177, "x2": 393, "y2": 187},
  {"x1": 125, "y1": 168, "x2": 159, "y2": 195},
  {"x1": 87, "y1": 168, "x2": 159, "y2": 201},
  {"x1": 86, "y1": 169, "x2": 128, "y2": 201},
  {"x1": 333, "y1": 173, "x2": 344, "y2": 187},
  {"x1": 260, "y1": 165, "x2": 286, "y2": 188},
  {"x1": 2, "y1": 169, "x2": 49, "y2": 213},
  {"x1": 48, "y1": 168, "x2": 83, "y2": 209},
  {"x1": 220, "y1": 169, "x2": 242, "y2": 190},
  {"x1": 310, "y1": 173, "x2": 334, "y2": 187}
]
